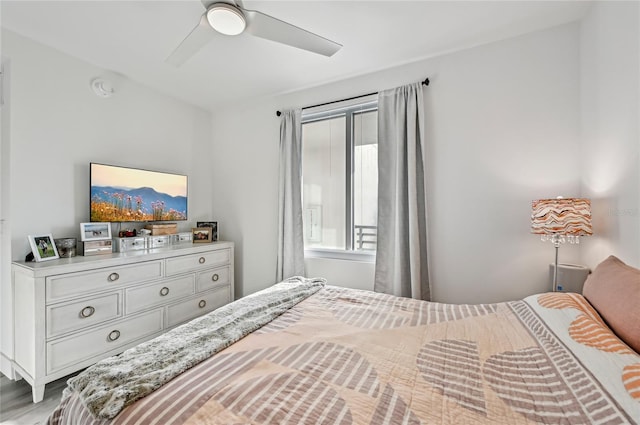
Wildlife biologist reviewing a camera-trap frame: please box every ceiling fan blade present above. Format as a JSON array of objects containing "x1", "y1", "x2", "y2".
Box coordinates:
[
  {"x1": 166, "y1": 14, "x2": 215, "y2": 67},
  {"x1": 243, "y1": 9, "x2": 342, "y2": 57}
]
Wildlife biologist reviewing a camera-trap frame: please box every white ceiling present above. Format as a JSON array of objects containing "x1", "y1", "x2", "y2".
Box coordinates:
[{"x1": 1, "y1": 0, "x2": 591, "y2": 112}]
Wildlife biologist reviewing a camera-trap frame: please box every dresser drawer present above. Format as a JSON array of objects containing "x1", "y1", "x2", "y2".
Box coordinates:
[
  {"x1": 46, "y1": 261, "x2": 163, "y2": 302},
  {"x1": 47, "y1": 292, "x2": 122, "y2": 338},
  {"x1": 165, "y1": 248, "x2": 230, "y2": 276},
  {"x1": 125, "y1": 275, "x2": 194, "y2": 314},
  {"x1": 166, "y1": 285, "x2": 232, "y2": 328},
  {"x1": 46, "y1": 309, "x2": 163, "y2": 374},
  {"x1": 196, "y1": 266, "x2": 230, "y2": 292}
]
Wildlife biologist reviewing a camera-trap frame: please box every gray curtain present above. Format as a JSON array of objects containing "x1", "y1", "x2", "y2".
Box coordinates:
[
  {"x1": 374, "y1": 82, "x2": 430, "y2": 300},
  {"x1": 276, "y1": 109, "x2": 305, "y2": 282}
]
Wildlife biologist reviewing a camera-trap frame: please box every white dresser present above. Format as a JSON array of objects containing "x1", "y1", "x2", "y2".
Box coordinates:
[{"x1": 11, "y1": 241, "x2": 234, "y2": 403}]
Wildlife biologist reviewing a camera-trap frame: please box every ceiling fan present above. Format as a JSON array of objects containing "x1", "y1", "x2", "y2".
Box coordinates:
[{"x1": 166, "y1": 0, "x2": 342, "y2": 66}]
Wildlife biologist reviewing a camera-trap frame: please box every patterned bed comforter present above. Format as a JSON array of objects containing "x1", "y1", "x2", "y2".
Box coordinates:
[{"x1": 49, "y1": 285, "x2": 640, "y2": 425}]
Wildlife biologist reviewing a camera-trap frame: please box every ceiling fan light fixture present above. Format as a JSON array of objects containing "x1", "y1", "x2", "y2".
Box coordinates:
[{"x1": 206, "y1": 4, "x2": 246, "y2": 36}]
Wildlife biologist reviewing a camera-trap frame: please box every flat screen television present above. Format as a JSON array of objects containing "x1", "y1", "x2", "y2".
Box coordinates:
[{"x1": 90, "y1": 163, "x2": 188, "y2": 222}]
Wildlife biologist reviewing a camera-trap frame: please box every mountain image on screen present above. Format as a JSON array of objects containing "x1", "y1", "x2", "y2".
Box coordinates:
[{"x1": 91, "y1": 185, "x2": 187, "y2": 222}]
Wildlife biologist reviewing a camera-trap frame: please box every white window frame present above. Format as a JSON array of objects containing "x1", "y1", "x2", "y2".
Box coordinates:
[{"x1": 301, "y1": 98, "x2": 378, "y2": 262}]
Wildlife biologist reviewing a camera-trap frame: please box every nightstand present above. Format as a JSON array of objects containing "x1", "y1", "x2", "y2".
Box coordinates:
[{"x1": 548, "y1": 263, "x2": 591, "y2": 293}]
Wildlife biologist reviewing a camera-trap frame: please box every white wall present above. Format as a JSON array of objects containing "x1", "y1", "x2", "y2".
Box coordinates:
[
  {"x1": 426, "y1": 23, "x2": 582, "y2": 304},
  {"x1": 1, "y1": 54, "x2": 12, "y2": 376},
  {"x1": 579, "y1": 2, "x2": 640, "y2": 269},
  {"x1": 0, "y1": 30, "x2": 213, "y2": 376},
  {"x1": 212, "y1": 23, "x2": 583, "y2": 302}
]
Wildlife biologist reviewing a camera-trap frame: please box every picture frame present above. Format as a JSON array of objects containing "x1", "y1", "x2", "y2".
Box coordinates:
[
  {"x1": 28, "y1": 234, "x2": 59, "y2": 262},
  {"x1": 80, "y1": 222, "x2": 112, "y2": 241},
  {"x1": 197, "y1": 221, "x2": 218, "y2": 242},
  {"x1": 192, "y1": 227, "x2": 213, "y2": 243}
]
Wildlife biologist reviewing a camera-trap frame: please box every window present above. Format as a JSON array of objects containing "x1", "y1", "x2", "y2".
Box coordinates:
[{"x1": 301, "y1": 99, "x2": 378, "y2": 255}]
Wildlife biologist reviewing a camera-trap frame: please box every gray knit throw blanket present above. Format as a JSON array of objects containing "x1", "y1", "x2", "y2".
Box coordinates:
[{"x1": 64, "y1": 276, "x2": 326, "y2": 420}]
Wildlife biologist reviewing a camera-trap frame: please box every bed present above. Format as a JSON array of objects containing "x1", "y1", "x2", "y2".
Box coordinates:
[{"x1": 48, "y1": 256, "x2": 640, "y2": 424}]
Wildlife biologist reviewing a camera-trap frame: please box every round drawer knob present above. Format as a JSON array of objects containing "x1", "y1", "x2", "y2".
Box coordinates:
[
  {"x1": 159, "y1": 287, "x2": 170, "y2": 296},
  {"x1": 79, "y1": 306, "x2": 95, "y2": 318},
  {"x1": 107, "y1": 272, "x2": 120, "y2": 282},
  {"x1": 107, "y1": 330, "x2": 121, "y2": 342},
  {"x1": 199, "y1": 257, "x2": 206, "y2": 264},
  {"x1": 198, "y1": 300, "x2": 207, "y2": 308},
  {"x1": 211, "y1": 273, "x2": 219, "y2": 282}
]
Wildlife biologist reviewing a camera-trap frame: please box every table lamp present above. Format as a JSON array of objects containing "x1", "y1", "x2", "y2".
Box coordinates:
[{"x1": 531, "y1": 197, "x2": 592, "y2": 291}]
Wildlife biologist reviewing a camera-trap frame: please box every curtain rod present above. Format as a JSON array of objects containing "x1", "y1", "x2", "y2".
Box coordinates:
[{"x1": 276, "y1": 77, "x2": 429, "y2": 117}]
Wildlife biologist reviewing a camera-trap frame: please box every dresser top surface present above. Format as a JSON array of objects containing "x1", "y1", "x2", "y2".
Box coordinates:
[{"x1": 12, "y1": 241, "x2": 234, "y2": 276}]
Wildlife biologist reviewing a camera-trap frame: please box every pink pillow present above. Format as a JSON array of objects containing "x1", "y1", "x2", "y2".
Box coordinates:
[{"x1": 582, "y1": 255, "x2": 640, "y2": 353}]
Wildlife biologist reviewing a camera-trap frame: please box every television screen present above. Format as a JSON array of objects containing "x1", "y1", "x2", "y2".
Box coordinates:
[{"x1": 90, "y1": 163, "x2": 187, "y2": 222}]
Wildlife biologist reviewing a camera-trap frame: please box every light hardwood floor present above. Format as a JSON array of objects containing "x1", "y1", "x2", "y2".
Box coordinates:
[{"x1": 0, "y1": 373, "x2": 76, "y2": 425}]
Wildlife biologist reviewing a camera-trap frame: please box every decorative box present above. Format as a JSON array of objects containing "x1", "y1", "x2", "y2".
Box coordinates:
[
  {"x1": 145, "y1": 223, "x2": 178, "y2": 235},
  {"x1": 79, "y1": 240, "x2": 112, "y2": 256},
  {"x1": 176, "y1": 232, "x2": 192, "y2": 243},
  {"x1": 113, "y1": 237, "x2": 147, "y2": 253},
  {"x1": 148, "y1": 235, "x2": 170, "y2": 248}
]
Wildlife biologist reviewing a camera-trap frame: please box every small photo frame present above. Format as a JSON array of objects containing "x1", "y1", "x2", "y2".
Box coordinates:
[
  {"x1": 197, "y1": 221, "x2": 218, "y2": 242},
  {"x1": 28, "y1": 234, "x2": 59, "y2": 262},
  {"x1": 192, "y1": 227, "x2": 213, "y2": 243},
  {"x1": 80, "y1": 222, "x2": 112, "y2": 241}
]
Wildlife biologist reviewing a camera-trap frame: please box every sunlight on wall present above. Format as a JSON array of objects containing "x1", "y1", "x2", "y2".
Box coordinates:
[{"x1": 582, "y1": 139, "x2": 635, "y2": 194}]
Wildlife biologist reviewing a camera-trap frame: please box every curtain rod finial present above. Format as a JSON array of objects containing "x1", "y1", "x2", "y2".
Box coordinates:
[
  {"x1": 422, "y1": 78, "x2": 429, "y2": 86},
  {"x1": 276, "y1": 111, "x2": 282, "y2": 117}
]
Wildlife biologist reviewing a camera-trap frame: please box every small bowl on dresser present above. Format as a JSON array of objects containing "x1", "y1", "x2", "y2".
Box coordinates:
[{"x1": 54, "y1": 238, "x2": 77, "y2": 258}]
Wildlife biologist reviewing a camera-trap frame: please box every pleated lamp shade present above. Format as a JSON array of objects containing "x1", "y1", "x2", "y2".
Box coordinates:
[{"x1": 531, "y1": 197, "x2": 592, "y2": 243}]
